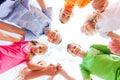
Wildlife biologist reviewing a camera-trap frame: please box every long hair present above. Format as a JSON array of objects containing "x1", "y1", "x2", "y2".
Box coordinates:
[{"x1": 0, "y1": 0, "x2": 6, "y2": 5}]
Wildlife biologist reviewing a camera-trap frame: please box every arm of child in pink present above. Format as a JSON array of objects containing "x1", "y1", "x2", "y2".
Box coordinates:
[
  {"x1": 0, "y1": 30, "x2": 22, "y2": 42},
  {"x1": 0, "y1": 21, "x2": 25, "y2": 37},
  {"x1": 26, "y1": 60, "x2": 47, "y2": 71},
  {"x1": 24, "y1": 64, "x2": 58, "y2": 80},
  {"x1": 37, "y1": 0, "x2": 47, "y2": 10}
]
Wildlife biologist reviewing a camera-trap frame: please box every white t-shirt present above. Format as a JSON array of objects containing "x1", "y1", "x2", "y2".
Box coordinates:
[{"x1": 96, "y1": 0, "x2": 120, "y2": 38}]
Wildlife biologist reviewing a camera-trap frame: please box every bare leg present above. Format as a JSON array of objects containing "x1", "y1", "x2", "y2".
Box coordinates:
[{"x1": 37, "y1": 0, "x2": 47, "y2": 10}]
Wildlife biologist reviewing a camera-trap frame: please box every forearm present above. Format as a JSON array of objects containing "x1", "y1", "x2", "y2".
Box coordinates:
[
  {"x1": 0, "y1": 31, "x2": 22, "y2": 42},
  {"x1": 60, "y1": 69, "x2": 74, "y2": 80},
  {"x1": 107, "y1": 31, "x2": 120, "y2": 39},
  {"x1": 24, "y1": 68, "x2": 50, "y2": 79},
  {"x1": 0, "y1": 21, "x2": 25, "y2": 36},
  {"x1": 26, "y1": 60, "x2": 46, "y2": 71},
  {"x1": 37, "y1": 0, "x2": 47, "y2": 10}
]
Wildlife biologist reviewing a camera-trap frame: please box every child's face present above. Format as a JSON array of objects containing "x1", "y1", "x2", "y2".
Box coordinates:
[
  {"x1": 67, "y1": 43, "x2": 81, "y2": 57},
  {"x1": 31, "y1": 44, "x2": 47, "y2": 55},
  {"x1": 45, "y1": 28, "x2": 62, "y2": 44},
  {"x1": 59, "y1": 7, "x2": 73, "y2": 24}
]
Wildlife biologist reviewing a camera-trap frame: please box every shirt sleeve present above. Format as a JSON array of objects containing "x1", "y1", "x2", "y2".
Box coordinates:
[
  {"x1": 42, "y1": 7, "x2": 53, "y2": 20},
  {"x1": 23, "y1": 29, "x2": 38, "y2": 40},
  {"x1": 90, "y1": 44, "x2": 111, "y2": 54},
  {"x1": 80, "y1": 64, "x2": 92, "y2": 80}
]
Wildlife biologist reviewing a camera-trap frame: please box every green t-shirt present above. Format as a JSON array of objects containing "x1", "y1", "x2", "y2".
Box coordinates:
[{"x1": 80, "y1": 44, "x2": 120, "y2": 80}]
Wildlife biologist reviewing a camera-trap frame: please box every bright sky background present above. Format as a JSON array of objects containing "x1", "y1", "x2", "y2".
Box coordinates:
[{"x1": 0, "y1": 0, "x2": 118, "y2": 80}]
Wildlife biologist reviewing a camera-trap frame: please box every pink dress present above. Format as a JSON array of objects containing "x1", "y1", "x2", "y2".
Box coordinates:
[{"x1": 0, "y1": 41, "x2": 30, "y2": 74}]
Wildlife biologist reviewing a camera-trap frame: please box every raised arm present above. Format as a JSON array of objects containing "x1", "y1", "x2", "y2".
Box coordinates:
[
  {"x1": 107, "y1": 31, "x2": 120, "y2": 40},
  {"x1": 0, "y1": 21, "x2": 25, "y2": 36},
  {"x1": 37, "y1": 0, "x2": 47, "y2": 10},
  {"x1": 0, "y1": 30, "x2": 22, "y2": 42},
  {"x1": 109, "y1": 38, "x2": 120, "y2": 56}
]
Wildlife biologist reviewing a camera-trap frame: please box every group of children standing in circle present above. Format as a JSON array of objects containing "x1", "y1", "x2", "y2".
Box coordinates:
[{"x1": 0, "y1": 0, "x2": 120, "y2": 80}]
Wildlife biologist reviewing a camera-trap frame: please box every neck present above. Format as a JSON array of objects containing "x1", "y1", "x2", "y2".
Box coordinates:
[{"x1": 78, "y1": 51, "x2": 86, "y2": 58}]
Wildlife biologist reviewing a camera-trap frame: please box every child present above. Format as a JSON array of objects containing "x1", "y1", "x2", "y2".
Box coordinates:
[
  {"x1": 0, "y1": 38, "x2": 60, "y2": 77},
  {"x1": 16, "y1": 61, "x2": 75, "y2": 80},
  {"x1": 59, "y1": 0, "x2": 91, "y2": 24},
  {"x1": 81, "y1": 0, "x2": 120, "y2": 39},
  {"x1": 67, "y1": 43, "x2": 120, "y2": 80},
  {"x1": 0, "y1": 0, "x2": 62, "y2": 44},
  {"x1": 0, "y1": 40, "x2": 47, "y2": 74}
]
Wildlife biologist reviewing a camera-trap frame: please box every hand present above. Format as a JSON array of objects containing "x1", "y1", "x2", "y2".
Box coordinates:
[
  {"x1": 81, "y1": 21, "x2": 95, "y2": 36},
  {"x1": 56, "y1": 63, "x2": 62, "y2": 72},
  {"x1": 109, "y1": 38, "x2": 120, "y2": 55},
  {"x1": 45, "y1": 64, "x2": 58, "y2": 76}
]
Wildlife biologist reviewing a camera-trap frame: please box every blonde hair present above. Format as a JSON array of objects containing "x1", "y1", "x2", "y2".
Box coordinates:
[
  {"x1": 92, "y1": 0, "x2": 107, "y2": 10},
  {"x1": 38, "y1": 43, "x2": 48, "y2": 55},
  {"x1": 30, "y1": 40, "x2": 48, "y2": 55}
]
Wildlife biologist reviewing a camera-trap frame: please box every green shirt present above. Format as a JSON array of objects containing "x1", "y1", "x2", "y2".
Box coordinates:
[{"x1": 80, "y1": 44, "x2": 120, "y2": 80}]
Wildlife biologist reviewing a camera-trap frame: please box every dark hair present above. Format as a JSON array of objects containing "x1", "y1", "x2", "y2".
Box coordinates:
[
  {"x1": 0, "y1": 0, "x2": 6, "y2": 5},
  {"x1": 67, "y1": 43, "x2": 71, "y2": 52},
  {"x1": 30, "y1": 40, "x2": 39, "y2": 45}
]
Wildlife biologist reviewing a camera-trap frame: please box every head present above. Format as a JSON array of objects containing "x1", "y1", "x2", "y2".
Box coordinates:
[
  {"x1": 92, "y1": 0, "x2": 109, "y2": 13},
  {"x1": 67, "y1": 43, "x2": 82, "y2": 57},
  {"x1": 81, "y1": 21, "x2": 96, "y2": 35},
  {"x1": 45, "y1": 28, "x2": 62, "y2": 44},
  {"x1": 30, "y1": 41, "x2": 48, "y2": 55},
  {"x1": 59, "y1": 6, "x2": 73, "y2": 24}
]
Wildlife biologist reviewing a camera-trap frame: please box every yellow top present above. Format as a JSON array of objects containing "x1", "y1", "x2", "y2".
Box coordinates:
[{"x1": 65, "y1": 0, "x2": 91, "y2": 8}]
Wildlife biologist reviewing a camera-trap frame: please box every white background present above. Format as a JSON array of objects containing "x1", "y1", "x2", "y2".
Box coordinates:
[{"x1": 0, "y1": 0, "x2": 118, "y2": 80}]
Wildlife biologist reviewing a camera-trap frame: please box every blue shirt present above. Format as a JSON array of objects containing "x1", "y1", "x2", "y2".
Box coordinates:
[{"x1": 0, "y1": 0, "x2": 52, "y2": 40}]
